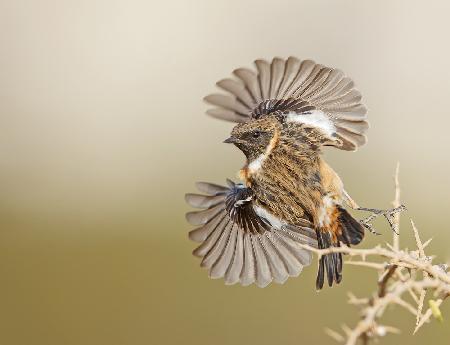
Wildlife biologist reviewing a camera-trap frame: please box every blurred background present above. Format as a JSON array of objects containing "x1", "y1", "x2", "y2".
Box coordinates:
[{"x1": 1, "y1": 1, "x2": 449, "y2": 344}]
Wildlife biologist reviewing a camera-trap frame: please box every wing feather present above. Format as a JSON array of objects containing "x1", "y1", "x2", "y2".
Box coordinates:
[
  {"x1": 260, "y1": 234, "x2": 289, "y2": 284},
  {"x1": 255, "y1": 59, "x2": 271, "y2": 100},
  {"x1": 195, "y1": 182, "x2": 228, "y2": 195},
  {"x1": 233, "y1": 68, "x2": 261, "y2": 103},
  {"x1": 265, "y1": 232, "x2": 302, "y2": 276},
  {"x1": 192, "y1": 216, "x2": 228, "y2": 257},
  {"x1": 240, "y1": 232, "x2": 256, "y2": 286},
  {"x1": 210, "y1": 224, "x2": 238, "y2": 278},
  {"x1": 270, "y1": 57, "x2": 285, "y2": 99},
  {"x1": 200, "y1": 219, "x2": 233, "y2": 270},
  {"x1": 252, "y1": 236, "x2": 273, "y2": 287},
  {"x1": 286, "y1": 60, "x2": 317, "y2": 98},
  {"x1": 216, "y1": 78, "x2": 255, "y2": 109},
  {"x1": 206, "y1": 108, "x2": 247, "y2": 123},
  {"x1": 185, "y1": 203, "x2": 224, "y2": 226},
  {"x1": 278, "y1": 56, "x2": 302, "y2": 98},
  {"x1": 185, "y1": 193, "x2": 225, "y2": 208},
  {"x1": 188, "y1": 211, "x2": 227, "y2": 242},
  {"x1": 204, "y1": 94, "x2": 249, "y2": 115},
  {"x1": 224, "y1": 229, "x2": 245, "y2": 285}
]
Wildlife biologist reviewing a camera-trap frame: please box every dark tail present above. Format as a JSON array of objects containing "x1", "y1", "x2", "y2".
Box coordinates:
[{"x1": 316, "y1": 206, "x2": 365, "y2": 290}]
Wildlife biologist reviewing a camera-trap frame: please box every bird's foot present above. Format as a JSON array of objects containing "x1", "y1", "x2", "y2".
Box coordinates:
[{"x1": 357, "y1": 205, "x2": 407, "y2": 235}]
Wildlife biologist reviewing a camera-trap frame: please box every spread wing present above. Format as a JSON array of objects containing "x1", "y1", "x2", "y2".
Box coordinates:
[
  {"x1": 204, "y1": 56, "x2": 368, "y2": 151},
  {"x1": 185, "y1": 180, "x2": 317, "y2": 288}
]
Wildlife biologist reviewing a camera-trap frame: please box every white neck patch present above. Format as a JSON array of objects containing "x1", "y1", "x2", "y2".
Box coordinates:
[
  {"x1": 286, "y1": 110, "x2": 335, "y2": 137},
  {"x1": 248, "y1": 153, "x2": 265, "y2": 173}
]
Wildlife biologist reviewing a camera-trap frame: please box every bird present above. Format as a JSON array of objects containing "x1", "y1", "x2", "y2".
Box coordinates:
[{"x1": 185, "y1": 56, "x2": 381, "y2": 289}]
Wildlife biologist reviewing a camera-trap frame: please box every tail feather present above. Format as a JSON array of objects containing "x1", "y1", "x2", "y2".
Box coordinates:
[
  {"x1": 316, "y1": 206, "x2": 365, "y2": 290},
  {"x1": 338, "y1": 206, "x2": 365, "y2": 245},
  {"x1": 316, "y1": 230, "x2": 343, "y2": 289},
  {"x1": 317, "y1": 255, "x2": 325, "y2": 289}
]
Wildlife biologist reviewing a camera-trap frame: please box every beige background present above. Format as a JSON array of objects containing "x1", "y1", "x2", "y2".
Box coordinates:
[{"x1": 1, "y1": 1, "x2": 449, "y2": 344}]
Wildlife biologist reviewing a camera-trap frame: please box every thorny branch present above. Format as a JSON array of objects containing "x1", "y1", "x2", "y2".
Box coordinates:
[{"x1": 305, "y1": 164, "x2": 449, "y2": 345}]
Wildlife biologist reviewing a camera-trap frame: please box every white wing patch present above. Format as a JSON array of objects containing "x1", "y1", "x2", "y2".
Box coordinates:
[
  {"x1": 254, "y1": 206, "x2": 285, "y2": 230},
  {"x1": 286, "y1": 110, "x2": 336, "y2": 137}
]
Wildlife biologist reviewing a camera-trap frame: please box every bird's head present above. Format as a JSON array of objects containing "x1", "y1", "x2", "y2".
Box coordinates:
[{"x1": 224, "y1": 117, "x2": 280, "y2": 161}]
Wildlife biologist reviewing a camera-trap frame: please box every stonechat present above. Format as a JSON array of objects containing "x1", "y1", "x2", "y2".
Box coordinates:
[{"x1": 186, "y1": 57, "x2": 394, "y2": 289}]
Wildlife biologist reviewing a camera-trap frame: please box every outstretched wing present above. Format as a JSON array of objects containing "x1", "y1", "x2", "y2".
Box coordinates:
[
  {"x1": 185, "y1": 180, "x2": 317, "y2": 288},
  {"x1": 204, "y1": 56, "x2": 368, "y2": 151}
]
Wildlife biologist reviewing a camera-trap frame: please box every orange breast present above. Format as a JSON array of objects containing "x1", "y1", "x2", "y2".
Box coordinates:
[{"x1": 239, "y1": 167, "x2": 252, "y2": 187}]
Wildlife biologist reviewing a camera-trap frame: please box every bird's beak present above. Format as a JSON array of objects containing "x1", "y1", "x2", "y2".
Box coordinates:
[{"x1": 223, "y1": 136, "x2": 238, "y2": 144}]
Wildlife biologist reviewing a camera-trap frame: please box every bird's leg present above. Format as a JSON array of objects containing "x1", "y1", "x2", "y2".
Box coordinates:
[
  {"x1": 343, "y1": 190, "x2": 360, "y2": 209},
  {"x1": 343, "y1": 190, "x2": 406, "y2": 235}
]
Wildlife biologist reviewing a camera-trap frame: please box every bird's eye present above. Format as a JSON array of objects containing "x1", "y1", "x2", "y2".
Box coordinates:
[{"x1": 252, "y1": 131, "x2": 261, "y2": 138}]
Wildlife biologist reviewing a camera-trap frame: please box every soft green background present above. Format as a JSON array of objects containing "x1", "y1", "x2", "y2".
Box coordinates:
[{"x1": 1, "y1": 1, "x2": 449, "y2": 344}]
